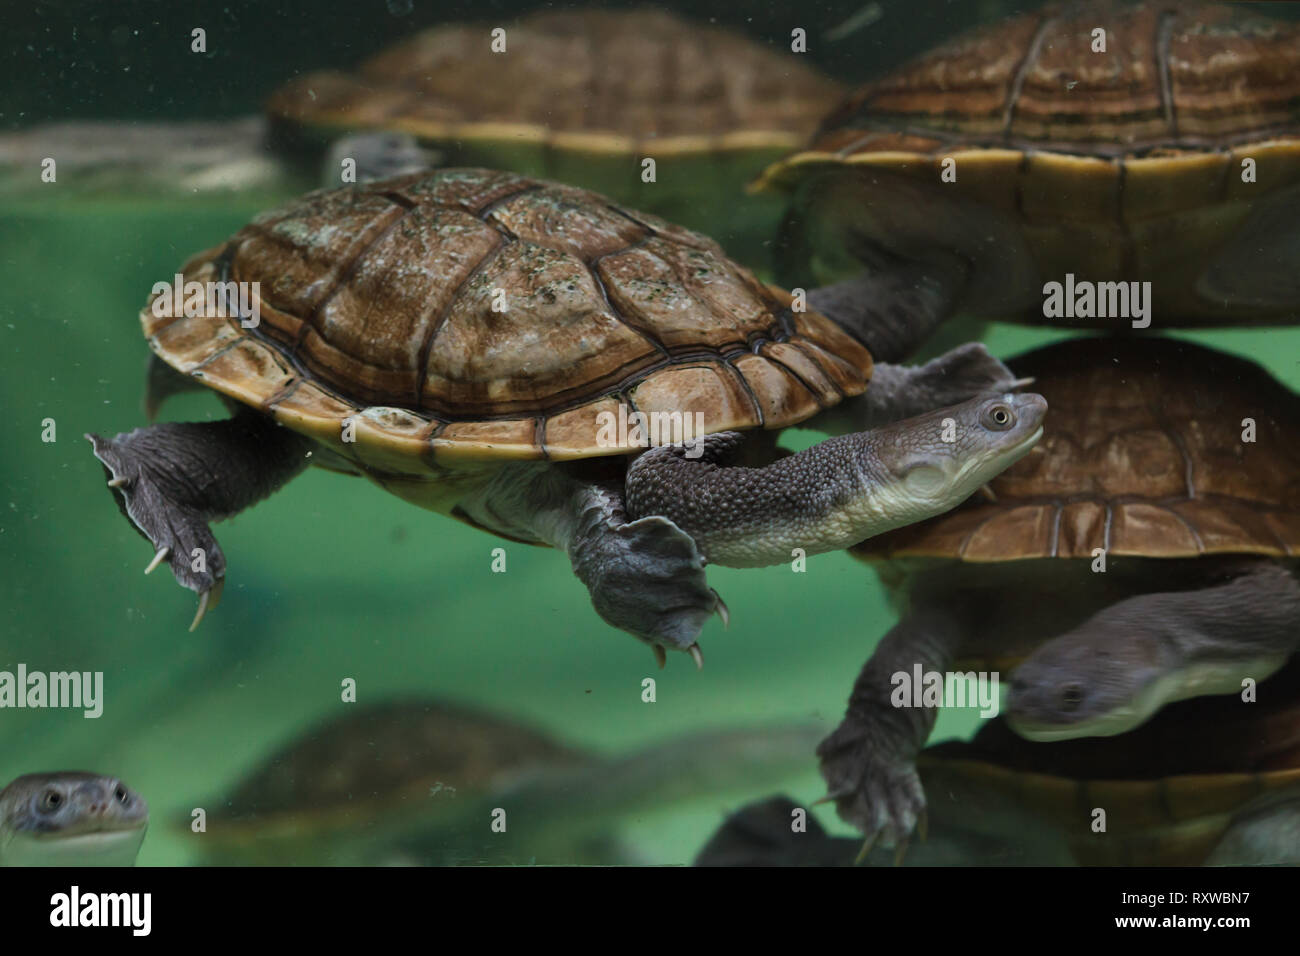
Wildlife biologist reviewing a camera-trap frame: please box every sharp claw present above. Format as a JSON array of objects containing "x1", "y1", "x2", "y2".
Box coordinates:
[
  {"x1": 812, "y1": 790, "x2": 847, "y2": 807},
  {"x1": 976, "y1": 483, "x2": 998, "y2": 503},
  {"x1": 853, "y1": 833, "x2": 878, "y2": 866},
  {"x1": 652, "y1": 644, "x2": 667, "y2": 670},
  {"x1": 688, "y1": 643, "x2": 704, "y2": 671},
  {"x1": 188, "y1": 578, "x2": 224, "y2": 632},
  {"x1": 893, "y1": 836, "x2": 910, "y2": 867},
  {"x1": 917, "y1": 810, "x2": 929, "y2": 843},
  {"x1": 107, "y1": 477, "x2": 128, "y2": 488},
  {"x1": 189, "y1": 590, "x2": 211, "y2": 633},
  {"x1": 1007, "y1": 376, "x2": 1035, "y2": 390},
  {"x1": 711, "y1": 589, "x2": 730, "y2": 628},
  {"x1": 144, "y1": 547, "x2": 170, "y2": 575}
]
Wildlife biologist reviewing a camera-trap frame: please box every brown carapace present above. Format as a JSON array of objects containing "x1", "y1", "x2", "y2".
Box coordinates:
[
  {"x1": 145, "y1": 169, "x2": 870, "y2": 489},
  {"x1": 759, "y1": 1, "x2": 1300, "y2": 325},
  {"x1": 268, "y1": 9, "x2": 842, "y2": 160}
]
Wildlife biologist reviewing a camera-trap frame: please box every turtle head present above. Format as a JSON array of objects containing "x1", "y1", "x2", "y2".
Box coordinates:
[
  {"x1": 0, "y1": 771, "x2": 149, "y2": 866},
  {"x1": 863, "y1": 391, "x2": 1046, "y2": 528},
  {"x1": 1006, "y1": 561, "x2": 1300, "y2": 741},
  {"x1": 1004, "y1": 628, "x2": 1173, "y2": 741}
]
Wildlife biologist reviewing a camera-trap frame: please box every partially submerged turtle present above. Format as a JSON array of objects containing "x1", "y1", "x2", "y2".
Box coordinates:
[
  {"x1": 188, "y1": 699, "x2": 824, "y2": 865},
  {"x1": 88, "y1": 168, "x2": 1044, "y2": 658},
  {"x1": 0, "y1": 772, "x2": 148, "y2": 867},
  {"x1": 819, "y1": 337, "x2": 1300, "y2": 849},
  {"x1": 757, "y1": 0, "x2": 1300, "y2": 347},
  {"x1": 268, "y1": 9, "x2": 844, "y2": 256}
]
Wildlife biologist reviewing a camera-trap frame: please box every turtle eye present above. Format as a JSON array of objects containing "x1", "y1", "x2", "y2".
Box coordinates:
[
  {"x1": 115, "y1": 785, "x2": 129, "y2": 804},
  {"x1": 981, "y1": 403, "x2": 1015, "y2": 430},
  {"x1": 39, "y1": 789, "x2": 63, "y2": 812},
  {"x1": 1061, "y1": 684, "x2": 1084, "y2": 711}
]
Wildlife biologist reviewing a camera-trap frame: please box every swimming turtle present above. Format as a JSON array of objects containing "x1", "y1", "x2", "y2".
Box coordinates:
[
  {"x1": 187, "y1": 698, "x2": 824, "y2": 865},
  {"x1": 0, "y1": 772, "x2": 148, "y2": 867},
  {"x1": 756, "y1": 0, "x2": 1300, "y2": 350},
  {"x1": 87, "y1": 168, "x2": 1044, "y2": 658},
  {"x1": 266, "y1": 9, "x2": 844, "y2": 259},
  {"x1": 698, "y1": 662, "x2": 1300, "y2": 867},
  {"x1": 818, "y1": 336, "x2": 1300, "y2": 850}
]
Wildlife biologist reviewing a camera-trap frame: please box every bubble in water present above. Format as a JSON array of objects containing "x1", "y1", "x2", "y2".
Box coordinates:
[{"x1": 387, "y1": 0, "x2": 413, "y2": 16}]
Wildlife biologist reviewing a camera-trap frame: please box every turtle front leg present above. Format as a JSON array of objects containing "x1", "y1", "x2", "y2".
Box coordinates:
[
  {"x1": 456, "y1": 464, "x2": 725, "y2": 664},
  {"x1": 818, "y1": 602, "x2": 970, "y2": 852},
  {"x1": 87, "y1": 409, "x2": 314, "y2": 629}
]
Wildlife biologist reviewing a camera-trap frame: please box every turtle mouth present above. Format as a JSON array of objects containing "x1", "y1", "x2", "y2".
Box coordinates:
[
  {"x1": 27, "y1": 819, "x2": 148, "y2": 841},
  {"x1": 1006, "y1": 707, "x2": 1140, "y2": 742},
  {"x1": 8, "y1": 823, "x2": 148, "y2": 866},
  {"x1": 954, "y1": 423, "x2": 1043, "y2": 490}
]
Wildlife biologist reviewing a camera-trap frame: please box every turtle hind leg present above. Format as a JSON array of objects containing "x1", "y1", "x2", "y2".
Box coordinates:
[{"x1": 87, "y1": 409, "x2": 314, "y2": 630}]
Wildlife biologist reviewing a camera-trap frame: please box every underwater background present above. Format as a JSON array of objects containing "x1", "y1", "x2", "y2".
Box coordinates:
[{"x1": 4, "y1": 0, "x2": 1300, "y2": 865}]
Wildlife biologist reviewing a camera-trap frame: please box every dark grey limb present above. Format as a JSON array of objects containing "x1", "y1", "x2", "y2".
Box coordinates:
[
  {"x1": 805, "y1": 253, "x2": 969, "y2": 363},
  {"x1": 87, "y1": 409, "x2": 314, "y2": 629},
  {"x1": 818, "y1": 601, "x2": 971, "y2": 848},
  {"x1": 454, "y1": 463, "x2": 725, "y2": 661}
]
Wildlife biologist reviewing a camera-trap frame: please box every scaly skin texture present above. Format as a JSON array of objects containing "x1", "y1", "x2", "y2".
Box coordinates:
[
  {"x1": 822, "y1": 559, "x2": 1300, "y2": 850},
  {"x1": 625, "y1": 392, "x2": 1046, "y2": 568},
  {"x1": 87, "y1": 408, "x2": 315, "y2": 626},
  {"x1": 0, "y1": 772, "x2": 148, "y2": 867},
  {"x1": 456, "y1": 463, "x2": 724, "y2": 652},
  {"x1": 1006, "y1": 560, "x2": 1300, "y2": 740},
  {"x1": 818, "y1": 600, "x2": 971, "y2": 849}
]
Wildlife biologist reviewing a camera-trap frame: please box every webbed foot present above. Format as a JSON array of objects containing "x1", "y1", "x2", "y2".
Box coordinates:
[
  {"x1": 582, "y1": 514, "x2": 726, "y2": 662},
  {"x1": 88, "y1": 429, "x2": 227, "y2": 629},
  {"x1": 817, "y1": 714, "x2": 926, "y2": 851}
]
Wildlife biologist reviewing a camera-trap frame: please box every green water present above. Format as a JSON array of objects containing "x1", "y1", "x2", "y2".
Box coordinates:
[
  {"x1": 7, "y1": 199, "x2": 1300, "y2": 865},
  {"x1": 4, "y1": 0, "x2": 1300, "y2": 867}
]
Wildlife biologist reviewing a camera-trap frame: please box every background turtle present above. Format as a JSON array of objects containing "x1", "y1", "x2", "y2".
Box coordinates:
[
  {"x1": 186, "y1": 698, "x2": 824, "y2": 866},
  {"x1": 697, "y1": 661, "x2": 1300, "y2": 867},
  {"x1": 87, "y1": 167, "x2": 1043, "y2": 659},
  {"x1": 757, "y1": 0, "x2": 1300, "y2": 358},
  {"x1": 817, "y1": 336, "x2": 1300, "y2": 850},
  {"x1": 267, "y1": 8, "x2": 845, "y2": 262},
  {"x1": 0, "y1": 772, "x2": 148, "y2": 867},
  {"x1": 909, "y1": 658, "x2": 1300, "y2": 867}
]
